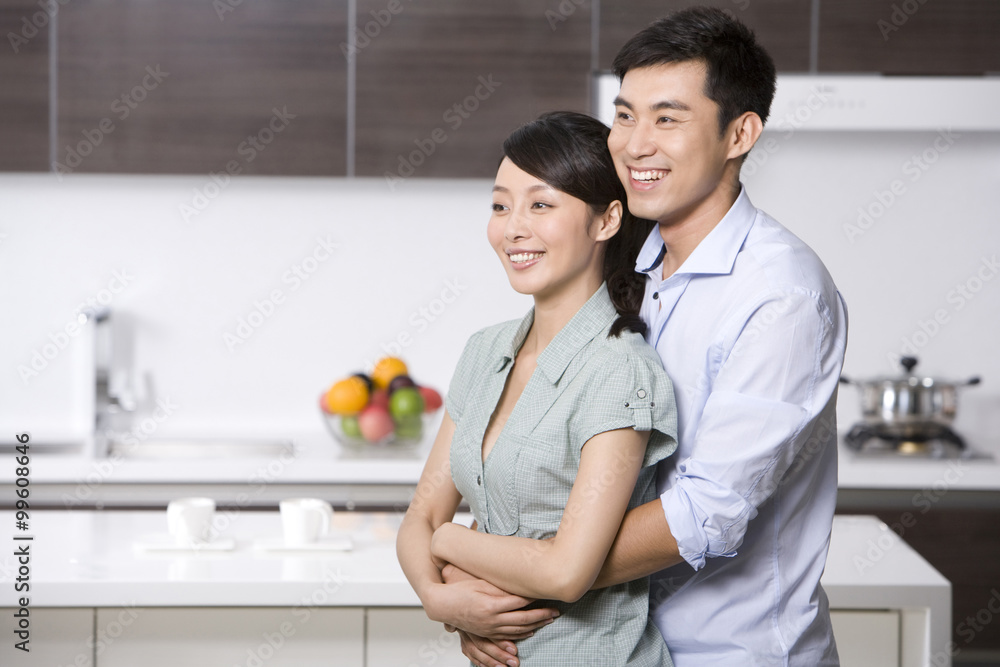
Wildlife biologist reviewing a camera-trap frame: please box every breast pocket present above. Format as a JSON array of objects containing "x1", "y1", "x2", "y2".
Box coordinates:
[{"x1": 481, "y1": 436, "x2": 522, "y2": 537}]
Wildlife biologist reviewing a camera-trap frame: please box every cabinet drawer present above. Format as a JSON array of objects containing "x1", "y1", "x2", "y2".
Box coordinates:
[
  {"x1": 96, "y1": 607, "x2": 363, "y2": 667},
  {"x1": 831, "y1": 609, "x2": 900, "y2": 667},
  {"x1": 367, "y1": 608, "x2": 467, "y2": 667},
  {"x1": 0, "y1": 607, "x2": 93, "y2": 667}
]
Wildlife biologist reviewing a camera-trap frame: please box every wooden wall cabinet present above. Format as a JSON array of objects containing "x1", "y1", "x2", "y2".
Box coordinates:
[
  {"x1": 818, "y1": 0, "x2": 1000, "y2": 74},
  {"x1": 353, "y1": 0, "x2": 592, "y2": 179},
  {"x1": 0, "y1": 0, "x2": 51, "y2": 171},
  {"x1": 56, "y1": 0, "x2": 348, "y2": 176},
  {"x1": 0, "y1": 1, "x2": 997, "y2": 176}
]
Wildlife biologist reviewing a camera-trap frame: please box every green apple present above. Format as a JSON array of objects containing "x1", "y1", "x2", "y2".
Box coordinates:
[{"x1": 389, "y1": 387, "x2": 424, "y2": 420}]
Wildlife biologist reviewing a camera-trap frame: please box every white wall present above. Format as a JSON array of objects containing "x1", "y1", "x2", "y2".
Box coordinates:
[{"x1": 2, "y1": 129, "x2": 999, "y2": 447}]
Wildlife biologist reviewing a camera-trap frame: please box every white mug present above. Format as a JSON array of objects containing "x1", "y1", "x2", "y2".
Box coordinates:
[
  {"x1": 167, "y1": 497, "x2": 216, "y2": 547},
  {"x1": 280, "y1": 498, "x2": 333, "y2": 546}
]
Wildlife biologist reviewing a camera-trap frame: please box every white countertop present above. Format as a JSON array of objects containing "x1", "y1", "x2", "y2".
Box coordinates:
[
  {"x1": 4, "y1": 424, "x2": 998, "y2": 499},
  {"x1": 0, "y1": 511, "x2": 946, "y2": 609}
]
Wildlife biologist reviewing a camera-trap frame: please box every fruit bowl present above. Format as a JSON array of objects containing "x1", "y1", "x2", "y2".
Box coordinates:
[
  {"x1": 321, "y1": 408, "x2": 438, "y2": 451},
  {"x1": 319, "y1": 357, "x2": 445, "y2": 452}
]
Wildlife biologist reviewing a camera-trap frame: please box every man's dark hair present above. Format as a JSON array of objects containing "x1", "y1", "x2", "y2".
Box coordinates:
[{"x1": 612, "y1": 6, "x2": 777, "y2": 137}]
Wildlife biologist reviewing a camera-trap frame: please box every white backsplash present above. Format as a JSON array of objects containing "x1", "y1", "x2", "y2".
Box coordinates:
[{"x1": 2, "y1": 130, "x2": 999, "y2": 445}]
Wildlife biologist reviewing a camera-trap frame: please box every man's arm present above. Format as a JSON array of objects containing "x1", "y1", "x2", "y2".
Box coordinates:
[{"x1": 592, "y1": 497, "x2": 683, "y2": 588}]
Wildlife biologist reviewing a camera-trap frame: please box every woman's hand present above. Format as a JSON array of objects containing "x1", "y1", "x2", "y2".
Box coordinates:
[{"x1": 425, "y1": 575, "x2": 556, "y2": 640}]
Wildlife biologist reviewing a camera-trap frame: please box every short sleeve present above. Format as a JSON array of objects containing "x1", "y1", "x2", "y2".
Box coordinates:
[
  {"x1": 444, "y1": 330, "x2": 484, "y2": 424},
  {"x1": 570, "y1": 343, "x2": 678, "y2": 468}
]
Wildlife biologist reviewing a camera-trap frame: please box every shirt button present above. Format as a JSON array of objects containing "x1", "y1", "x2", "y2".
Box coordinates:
[
  {"x1": 476, "y1": 475, "x2": 482, "y2": 486},
  {"x1": 652, "y1": 292, "x2": 659, "y2": 300}
]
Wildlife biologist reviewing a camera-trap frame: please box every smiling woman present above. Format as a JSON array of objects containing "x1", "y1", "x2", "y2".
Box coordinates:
[{"x1": 396, "y1": 112, "x2": 678, "y2": 666}]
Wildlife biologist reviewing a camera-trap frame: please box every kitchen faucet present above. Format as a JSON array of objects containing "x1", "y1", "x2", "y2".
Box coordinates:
[{"x1": 79, "y1": 306, "x2": 135, "y2": 456}]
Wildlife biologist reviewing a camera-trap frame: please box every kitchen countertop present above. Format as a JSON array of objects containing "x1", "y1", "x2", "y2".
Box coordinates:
[
  {"x1": 3, "y1": 421, "x2": 998, "y2": 510},
  {"x1": 0, "y1": 511, "x2": 951, "y2": 660},
  {"x1": 0, "y1": 511, "x2": 945, "y2": 607}
]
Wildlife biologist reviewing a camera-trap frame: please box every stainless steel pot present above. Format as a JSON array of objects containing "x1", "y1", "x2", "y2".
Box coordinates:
[{"x1": 840, "y1": 356, "x2": 981, "y2": 438}]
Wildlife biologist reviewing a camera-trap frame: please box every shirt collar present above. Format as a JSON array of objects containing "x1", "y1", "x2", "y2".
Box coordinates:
[
  {"x1": 496, "y1": 282, "x2": 617, "y2": 385},
  {"x1": 634, "y1": 186, "x2": 757, "y2": 278}
]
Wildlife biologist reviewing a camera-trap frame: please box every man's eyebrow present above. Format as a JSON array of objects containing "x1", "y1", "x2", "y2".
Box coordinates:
[
  {"x1": 612, "y1": 96, "x2": 691, "y2": 113},
  {"x1": 612, "y1": 95, "x2": 633, "y2": 110},
  {"x1": 651, "y1": 99, "x2": 691, "y2": 112}
]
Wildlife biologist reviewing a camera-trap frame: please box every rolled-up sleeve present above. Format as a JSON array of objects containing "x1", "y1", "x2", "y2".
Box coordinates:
[{"x1": 661, "y1": 288, "x2": 845, "y2": 570}]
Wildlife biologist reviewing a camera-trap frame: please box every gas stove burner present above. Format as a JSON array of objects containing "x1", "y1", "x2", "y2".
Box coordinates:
[{"x1": 844, "y1": 422, "x2": 969, "y2": 458}]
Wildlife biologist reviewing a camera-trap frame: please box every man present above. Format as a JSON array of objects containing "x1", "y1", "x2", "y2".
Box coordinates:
[{"x1": 443, "y1": 7, "x2": 847, "y2": 665}]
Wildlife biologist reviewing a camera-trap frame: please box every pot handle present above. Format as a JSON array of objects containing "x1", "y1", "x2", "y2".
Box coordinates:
[
  {"x1": 965, "y1": 376, "x2": 982, "y2": 386},
  {"x1": 839, "y1": 375, "x2": 852, "y2": 385},
  {"x1": 900, "y1": 356, "x2": 918, "y2": 374}
]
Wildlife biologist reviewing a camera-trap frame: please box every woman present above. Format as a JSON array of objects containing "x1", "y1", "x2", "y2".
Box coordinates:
[{"x1": 396, "y1": 111, "x2": 676, "y2": 666}]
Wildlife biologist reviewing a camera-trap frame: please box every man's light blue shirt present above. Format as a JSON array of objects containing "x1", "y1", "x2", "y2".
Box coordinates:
[{"x1": 638, "y1": 187, "x2": 848, "y2": 666}]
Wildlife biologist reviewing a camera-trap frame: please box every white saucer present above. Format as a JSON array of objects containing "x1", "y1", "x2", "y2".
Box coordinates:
[
  {"x1": 252, "y1": 537, "x2": 353, "y2": 552},
  {"x1": 133, "y1": 536, "x2": 237, "y2": 552}
]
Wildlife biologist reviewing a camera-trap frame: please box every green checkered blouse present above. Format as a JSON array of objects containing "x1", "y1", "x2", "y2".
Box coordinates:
[{"x1": 445, "y1": 283, "x2": 677, "y2": 666}]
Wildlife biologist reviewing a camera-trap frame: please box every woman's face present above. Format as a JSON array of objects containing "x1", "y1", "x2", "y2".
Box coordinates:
[{"x1": 488, "y1": 157, "x2": 618, "y2": 302}]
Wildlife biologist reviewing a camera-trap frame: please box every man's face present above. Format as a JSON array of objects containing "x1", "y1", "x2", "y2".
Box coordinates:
[{"x1": 608, "y1": 61, "x2": 735, "y2": 227}]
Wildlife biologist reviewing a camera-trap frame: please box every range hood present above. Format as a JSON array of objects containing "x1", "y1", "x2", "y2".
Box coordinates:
[{"x1": 593, "y1": 73, "x2": 1000, "y2": 132}]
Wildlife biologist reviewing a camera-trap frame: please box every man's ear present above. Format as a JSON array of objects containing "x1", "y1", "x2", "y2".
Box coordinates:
[
  {"x1": 727, "y1": 111, "x2": 764, "y2": 161},
  {"x1": 594, "y1": 200, "x2": 623, "y2": 241}
]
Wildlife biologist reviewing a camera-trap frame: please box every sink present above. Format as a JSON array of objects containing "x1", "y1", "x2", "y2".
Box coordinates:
[{"x1": 106, "y1": 438, "x2": 294, "y2": 460}]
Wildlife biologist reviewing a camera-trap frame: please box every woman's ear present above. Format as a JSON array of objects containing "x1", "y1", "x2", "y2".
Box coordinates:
[{"x1": 593, "y1": 200, "x2": 623, "y2": 242}]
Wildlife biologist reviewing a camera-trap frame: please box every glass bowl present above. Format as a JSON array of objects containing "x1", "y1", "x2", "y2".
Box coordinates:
[{"x1": 321, "y1": 404, "x2": 440, "y2": 452}]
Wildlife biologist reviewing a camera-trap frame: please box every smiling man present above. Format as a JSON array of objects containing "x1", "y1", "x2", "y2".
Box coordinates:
[
  {"x1": 449, "y1": 7, "x2": 848, "y2": 667},
  {"x1": 592, "y1": 7, "x2": 848, "y2": 665}
]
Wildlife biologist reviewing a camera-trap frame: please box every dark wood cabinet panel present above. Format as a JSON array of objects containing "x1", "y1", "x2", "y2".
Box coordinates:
[
  {"x1": 57, "y1": 0, "x2": 347, "y2": 176},
  {"x1": 0, "y1": 0, "x2": 50, "y2": 171},
  {"x1": 838, "y1": 506, "x2": 1000, "y2": 653},
  {"x1": 354, "y1": 0, "x2": 592, "y2": 179},
  {"x1": 819, "y1": 0, "x2": 1000, "y2": 74},
  {"x1": 598, "y1": 1, "x2": 812, "y2": 73}
]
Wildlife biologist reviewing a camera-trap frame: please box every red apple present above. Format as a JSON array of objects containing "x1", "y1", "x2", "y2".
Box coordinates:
[
  {"x1": 418, "y1": 386, "x2": 443, "y2": 413},
  {"x1": 369, "y1": 389, "x2": 390, "y2": 410},
  {"x1": 358, "y1": 404, "x2": 394, "y2": 442}
]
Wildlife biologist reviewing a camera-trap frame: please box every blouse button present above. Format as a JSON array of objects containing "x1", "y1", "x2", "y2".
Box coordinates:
[
  {"x1": 637, "y1": 389, "x2": 647, "y2": 399},
  {"x1": 476, "y1": 475, "x2": 482, "y2": 486}
]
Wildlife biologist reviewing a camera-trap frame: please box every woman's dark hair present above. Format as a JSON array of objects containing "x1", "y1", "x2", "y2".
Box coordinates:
[
  {"x1": 612, "y1": 6, "x2": 777, "y2": 137},
  {"x1": 501, "y1": 111, "x2": 654, "y2": 338}
]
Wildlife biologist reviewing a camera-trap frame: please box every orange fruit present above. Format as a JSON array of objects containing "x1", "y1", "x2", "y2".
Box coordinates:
[
  {"x1": 372, "y1": 357, "x2": 408, "y2": 390},
  {"x1": 325, "y1": 376, "x2": 370, "y2": 415}
]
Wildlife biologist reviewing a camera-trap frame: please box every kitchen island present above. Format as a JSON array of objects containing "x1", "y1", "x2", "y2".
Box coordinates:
[{"x1": 1, "y1": 511, "x2": 949, "y2": 667}]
